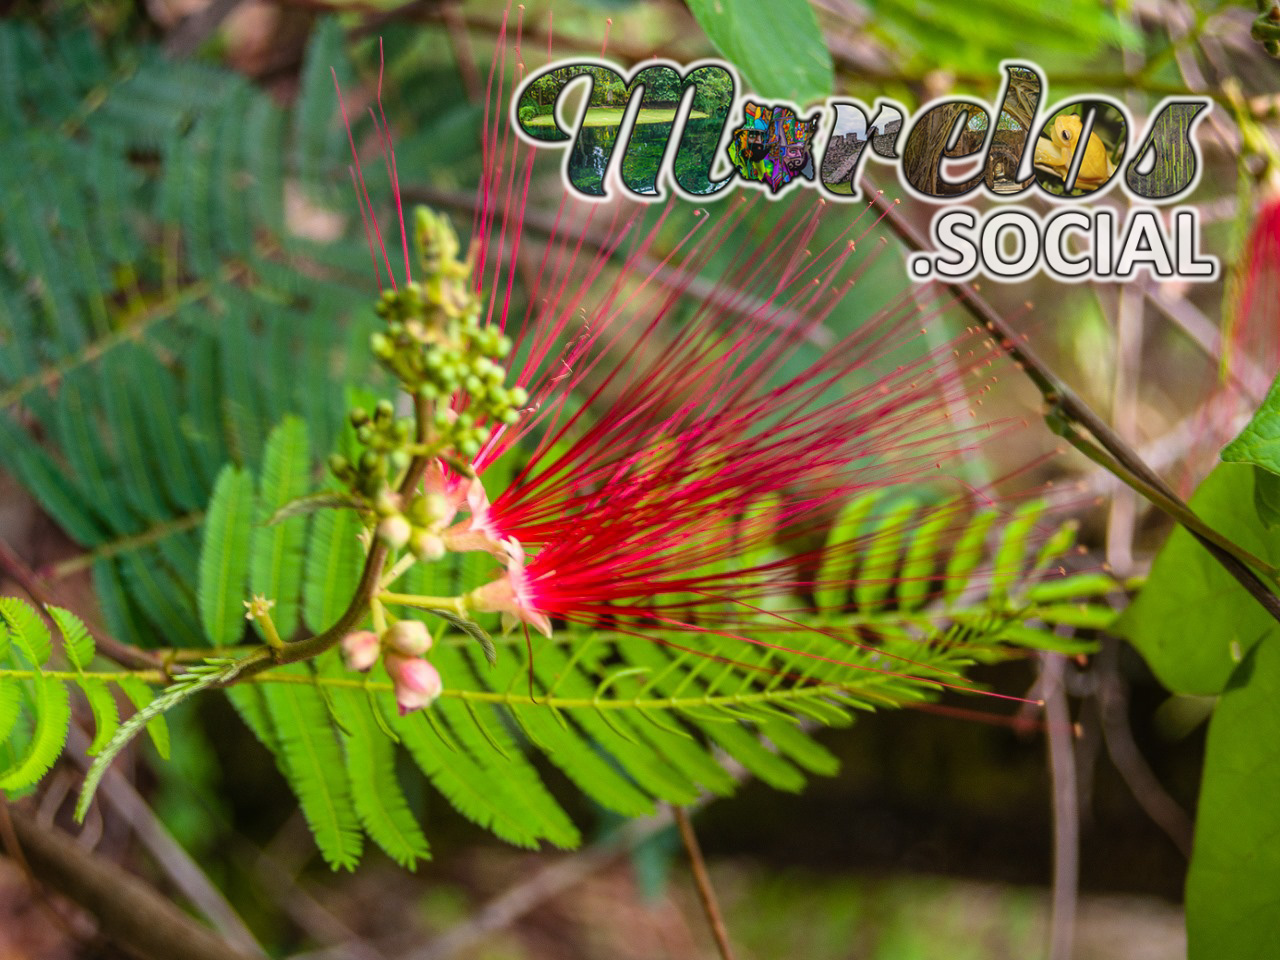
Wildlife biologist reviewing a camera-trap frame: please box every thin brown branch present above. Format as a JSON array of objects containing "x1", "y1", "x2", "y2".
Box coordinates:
[
  {"x1": 673, "y1": 805, "x2": 737, "y2": 960},
  {"x1": 1040, "y1": 653, "x2": 1078, "y2": 960},
  {"x1": 2, "y1": 806, "x2": 260, "y2": 960},
  {"x1": 863, "y1": 177, "x2": 1280, "y2": 627},
  {"x1": 440, "y1": 2, "x2": 482, "y2": 103},
  {"x1": 64, "y1": 726, "x2": 266, "y2": 956},
  {"x1": 0, "y1": 537, "x2": 165, "y2": 673},
  {"x1": 1096, "y1": 641, "x2": 1195, "y2": 858},
  {"x1": 164, "y1": 0, "x2": 248, "y2": 58}
]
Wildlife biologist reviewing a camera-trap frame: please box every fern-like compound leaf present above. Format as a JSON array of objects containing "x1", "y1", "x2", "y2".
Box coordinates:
[
  {"x1": 198, "y1": 465, "x2": 255, "y2": 648},
  {"x1": 303, "y1": 505, "x2": 366, "y2": 633},
  {"x1": 251, "y1": 416, "x2": 312, "y2": 640},
  {"x1": 328, "y1": 676, "x2": 430, "y2": 868},
  {"x1": 262, "y1": 668, "x2": 364, "y2": 870}
]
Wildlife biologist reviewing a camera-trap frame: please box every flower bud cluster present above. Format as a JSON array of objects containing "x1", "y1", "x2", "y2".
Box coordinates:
[
  {"x1": 368, "y1": 209, "x2": 528, "y2": 459},
  {"x1": 327, "y1": 400, "x2": 414, "y2": 498},
  {"x1": 341, "y1": 620, "x2": 443, "y2": 715}
]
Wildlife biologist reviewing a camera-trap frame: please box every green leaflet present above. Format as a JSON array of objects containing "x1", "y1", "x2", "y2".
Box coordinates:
[
  {"x1": 989, "y1": 500, "x2": 1047, "y2": 606},
  {"x1": 1186, "y1": 640, "x2": 1280, "y2": 960},
  {"x1": 815, "y1": 491, "x2": 882, "y2": 611},
  {"x1": 262, "y1": 668, "x2": 364, "y2": 870},
  {"x1": 0, "y1": 597, "x2": 52, "y2": 667},
  {"x1": 856, "y1": 497, "x2": 921, "y2": 613},
  {"x1": 619, "y1": 637, "x2": 806, "y2": 793},
  {"x1": 389, "y1": 691, "x2": 547, "y2": 849},
  {"x1": 942, "y1": 508, "x2": 999, "y2": 605},
  {"x1": 898, "y1": 503, "x2": 958, "y2": 611},
  {"x1": 225, "y1": 684, "x2": 283, "y2": 757},
  {"x1": 250, "y1": 417, "x2": 311, "y2": 640},
  {"x1": 522, "y1": 639, "x2": 702, "y2": 805},
  {"x1": 198, "y1": 465, "x2": 255, "y2": 648},
  {"x1": 48, "y1": 605, "x2": 94, "y2": 670},
  {"x1": 116, "y1": 674, "x2": 171, "y2": 759},
  {"x1": 429, "y1": 644, "x2": 580, "y2": 849},
  {"x1": 0, "y1": 674, "x2": 69, "y2": 792},
  {"x1": 77, "y1": 677, "x2": 120, "y2": 757},
  {"x1": 457, "y1": 644, "x2": 657, "y2": 819},
  {"x1": 303, "y1": 504, "x2": 366, "y2": 634}
]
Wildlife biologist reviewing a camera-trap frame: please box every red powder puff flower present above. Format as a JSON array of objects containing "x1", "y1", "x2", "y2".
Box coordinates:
[{"x1": 339, "y1": 23, "x2": 1035, "y2": 687}]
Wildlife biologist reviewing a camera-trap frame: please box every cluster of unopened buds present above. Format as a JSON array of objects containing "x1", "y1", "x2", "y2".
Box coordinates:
[
  {"x1": 322, "y1": 207, "x2": 555, "y2": 716},
  {"x1": 370, "y1": 209, "x2": 527, "y2": 459},
  {"x1": 341, "y1": 620, "x2": 443, "y2": 715}
]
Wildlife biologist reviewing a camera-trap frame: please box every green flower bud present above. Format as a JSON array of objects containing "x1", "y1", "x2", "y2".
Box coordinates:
[
  {"x1": 376, "y1": 514, "x2": 412, "y2": 550},
  {"x1": 410, "y1": 528, "x2": 446, "y2": 562}
]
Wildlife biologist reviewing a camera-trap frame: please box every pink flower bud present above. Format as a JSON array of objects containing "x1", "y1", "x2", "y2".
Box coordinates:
[
  {"x1": 386, "y1": 654, "x2": 443, "y2": 714},
  {"x1": 341, "y1": 630, "x2": 381, "y2": 672},
  {"x1": 383, "y1": 619, "x2": 433, "y2": 657}
]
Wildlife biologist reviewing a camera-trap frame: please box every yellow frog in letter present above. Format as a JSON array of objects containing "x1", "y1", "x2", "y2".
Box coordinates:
[{"x1": 1034, "y1": 114, "x2": 1116, "y2": 189}]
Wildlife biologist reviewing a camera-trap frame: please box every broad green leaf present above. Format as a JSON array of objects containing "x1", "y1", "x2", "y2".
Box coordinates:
[
  {"x1": 1222, "y1": 374, "x2": 1280, "y2": 527},
  {"x1": 1222, "y1": 373, "x2": 1280, "y2": 475},
  {"x1": 1186, "y1": 639, "x2": 1280, "y2": 960},
  {"x1": 198, "y1": 465, "x2": 255, "y2": 648},
  {"x1": 1118, "y1": 464, "x2": 1280, "y2": 695},
  {"x1": 684, "y1": 0, "x2": 833, "y2": 105},
  {"x1": 861, "y1": 0, "x2": 1138, "y2": 74}
]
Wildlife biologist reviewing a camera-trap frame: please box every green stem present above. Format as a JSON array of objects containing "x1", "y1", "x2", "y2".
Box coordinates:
[
  {"x1": 1053, "y1": 419, "x2": 1280, "y2": 582},
  {"x1": 234, "y1": 669, "x2": 906, "y2": 711},
  {"x1": 379, "y1": 591, "x2": 467, "y2": 615}
]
